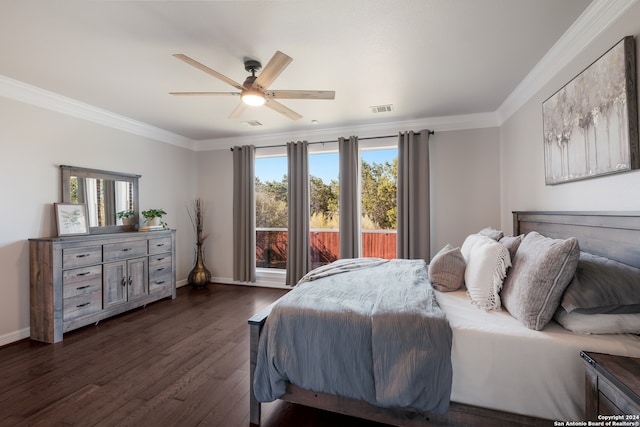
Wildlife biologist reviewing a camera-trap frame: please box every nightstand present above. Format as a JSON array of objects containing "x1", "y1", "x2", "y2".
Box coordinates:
[{"x1": 581, "y1": 351, "x2": 640, "y2": 418}]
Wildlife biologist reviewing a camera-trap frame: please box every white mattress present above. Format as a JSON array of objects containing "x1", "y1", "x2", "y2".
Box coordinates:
[{"x1": 435, "y1": 290, "x2": 640, "y2": 421}]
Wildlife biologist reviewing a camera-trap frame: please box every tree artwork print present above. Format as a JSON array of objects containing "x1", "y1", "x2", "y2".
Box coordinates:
[{"x1": 542, "y1": 36, "x2": 638, "y2": 185}]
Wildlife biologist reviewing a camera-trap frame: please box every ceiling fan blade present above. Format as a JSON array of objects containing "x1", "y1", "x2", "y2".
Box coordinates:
[
  {"x1": 173, "y1": 54, "x2": 244, "y2": 91},
  {"x1": 228, "y1": 102, "x2": 248, "y2": 119},
  {"x1": 267, "y1": 90, "x2": 335, "y2": 100},
  {"x1": 253, "y1": 51, "x2": 292, "y2": 90},
  {"x1": 264, "y1": 99, "x2": 302, "y2": 120},
  {"x1": 170, "y1": 91, "x2": 240, "y2": 96}
]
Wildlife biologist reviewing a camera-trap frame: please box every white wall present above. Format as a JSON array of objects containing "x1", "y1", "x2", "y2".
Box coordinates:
[
  {"x1": 500, "y1": 2, "x2": 640, "y2": 232},
  {"x1": 431, "y1": 127, "x2": 501, "y2": 251},
  {"x1": 195, "y1": 148, "x2": 235, "y2": 283},
  {"x1": 0, "y1": 97, "x2": 198, "y2": 344}
]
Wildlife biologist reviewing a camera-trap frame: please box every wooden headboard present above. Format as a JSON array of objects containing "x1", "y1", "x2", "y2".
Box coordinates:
[{"x1": 513, "y1": 211, "x2": 640, "y2": 269}]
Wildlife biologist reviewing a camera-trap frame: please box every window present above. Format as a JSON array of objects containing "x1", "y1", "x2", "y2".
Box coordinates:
[
  {"x1": 361, "y1": 145, "x2": 397, "y2": 259},
  {"x1": 309, "y1": 151, "x2": 339, "y2": 269},
  {"x1": 255, "y1": 155, "x2": 288, "y2": 269},
  {"x1": 254, "y1": 139, "x2": 397, "y2": 271}
]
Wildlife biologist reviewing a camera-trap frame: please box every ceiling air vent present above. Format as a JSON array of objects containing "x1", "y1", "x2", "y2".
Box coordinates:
[
  {"x1": 370, "y1": 104, "x2": 393, "y2": 114},
  {"x1": 241, "y1": 120, "x2": 263, "y2": 127}
]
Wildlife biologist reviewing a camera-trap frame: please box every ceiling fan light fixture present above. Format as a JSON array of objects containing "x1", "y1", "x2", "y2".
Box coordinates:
[{"x1": 241, "y1": 89, "x2": 266, "y2": 106}]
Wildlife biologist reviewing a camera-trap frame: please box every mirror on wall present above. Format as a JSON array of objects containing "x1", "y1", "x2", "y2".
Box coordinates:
[{"x1": 60, "y1": 165, "x2": 140, "y2": 234}]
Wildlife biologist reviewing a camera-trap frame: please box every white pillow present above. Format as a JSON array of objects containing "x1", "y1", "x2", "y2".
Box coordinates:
[
  {"x1": 461, "y1": 234, "x2": 511, "y2": 311},
  {"x1": 554, "y1": 307, "x2": 640, "y2": 334}
]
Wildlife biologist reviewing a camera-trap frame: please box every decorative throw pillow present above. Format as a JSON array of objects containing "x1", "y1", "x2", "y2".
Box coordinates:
[
  {"x1": 429, "y1": 244, "x2": 466, "y2": 292},
  {"x1": 560, "y1": 251, "x2": 640, "y2": 315},
  {"x1": 460, "y1": 234, "x2": 511, "y2": 310},
  {"x1": 477, "y1": 227, "x2": 504, "y2": 241},
  {"x1": 501, "y1": 232, "x2": 580, "y2": 331},
  {"x1": 499, "y1": 234, "x2": 524, "y2": 261},
  {"x1": 554, "y1": 307, "x2": 640, "y2": 335}
]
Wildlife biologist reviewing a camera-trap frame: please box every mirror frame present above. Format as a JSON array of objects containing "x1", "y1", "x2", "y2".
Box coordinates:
[{"x1": 60, "y1": 165, "x2": 141, "y2": 234}]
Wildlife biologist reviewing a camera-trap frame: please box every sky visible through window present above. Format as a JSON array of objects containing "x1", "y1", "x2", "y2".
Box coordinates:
[{"x1": 255, "y1": 149, "x2": 397, "y2": 184}]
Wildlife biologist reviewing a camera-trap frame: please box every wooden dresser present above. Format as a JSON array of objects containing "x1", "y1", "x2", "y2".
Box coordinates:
[
  {"x1": 581, "y1": 351, "x2": 640, "y2": 418},
  {"x1": 29, "y1": 230, "x2": 176, "y2": 343}
]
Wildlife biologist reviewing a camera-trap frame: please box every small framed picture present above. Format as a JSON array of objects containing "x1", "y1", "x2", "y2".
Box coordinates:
[{"x1": 55, "y1": 203, "x2": 89, "y2": 236}]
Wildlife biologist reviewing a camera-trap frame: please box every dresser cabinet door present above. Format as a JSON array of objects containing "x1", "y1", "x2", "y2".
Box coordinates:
[
  {"x1": 127, "y1": 257, "x2": 149, "y2": 301},
  {"x1": 104, "y1": 258, "x2": 149, "y2": 308},
  {"x1": 103, "y1": 261, "x2": 127, "y2": 309}
]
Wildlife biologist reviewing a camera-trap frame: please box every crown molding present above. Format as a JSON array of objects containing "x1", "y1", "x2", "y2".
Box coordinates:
[
  {"x1": 0, "y1": 70, "x2": 497, "y2": 152},
  {"x1": 194, "y1": 112, "x2": 501, "y2": 151},
  {"x1": 497, "y1": 0, "x2": 636, "y2": 123},
  {"x1": 0, "y1": 74, "x2": 195, "y2": 149}
]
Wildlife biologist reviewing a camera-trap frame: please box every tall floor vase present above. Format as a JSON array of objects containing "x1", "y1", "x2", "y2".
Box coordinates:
[{"x1": 188, "y1": 243, "x2": 211, "y2": 288}]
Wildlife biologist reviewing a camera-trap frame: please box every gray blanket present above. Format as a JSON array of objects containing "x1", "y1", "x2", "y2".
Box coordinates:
[{"x1": 253, "y1": 258, "x2": 452, "y2": 414}]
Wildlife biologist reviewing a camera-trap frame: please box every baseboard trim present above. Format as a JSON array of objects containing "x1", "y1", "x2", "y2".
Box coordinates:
[{"x1": 0, "y1": 327, "x2": 30, "y2": 347}]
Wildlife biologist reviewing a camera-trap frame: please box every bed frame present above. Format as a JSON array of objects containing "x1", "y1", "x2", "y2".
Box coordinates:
[{"x1": 248, "y1": 211, "x2": 640, "y2": 426}]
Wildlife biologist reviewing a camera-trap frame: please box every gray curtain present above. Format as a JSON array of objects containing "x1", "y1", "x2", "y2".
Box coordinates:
[
  {"x1": 338, "y1": 136, "x2": 360, "y2": 259},
  {"x1": 103, "y1": 180, "x2": 116, "y2": 226},
  {"x1": 233, "y1": 145, "x2": 256, "y2": 282},
  {"x1": 286, "y1": 141, "x2": 310, "y2": 286},
  {"x1": 397, "y1": 130, "x2": 431, "y2": 261}
]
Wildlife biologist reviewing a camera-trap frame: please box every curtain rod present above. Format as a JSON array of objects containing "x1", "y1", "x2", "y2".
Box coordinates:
[{"x1": 230, "y1": 130, "x2": 435, "y2": 151}]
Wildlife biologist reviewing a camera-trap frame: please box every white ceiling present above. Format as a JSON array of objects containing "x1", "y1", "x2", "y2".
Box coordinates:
[{"x1": 0, "y1": 0, "x2": 594, "y2": 147}]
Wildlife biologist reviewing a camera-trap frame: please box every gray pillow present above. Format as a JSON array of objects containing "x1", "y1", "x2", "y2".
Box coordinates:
[
  {"x1": 501, "y1": 231, "x2": 580, "y2": 330},
  {"x1": 429, "y1": 244, "x2": 466, "y2": 292},
  {"x1": 560, "y1": 251, "x2": 640, "y2": 314},
  {"x1": 499, "y1": 234, "x2": 524, "y2": 260},
  {"x1": 478, "y1": 227, "x2": 504, "y2": 241}
]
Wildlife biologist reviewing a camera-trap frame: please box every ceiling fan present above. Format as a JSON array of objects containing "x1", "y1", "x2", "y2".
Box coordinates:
[{"x1": 170, "y1": 51, "x2": 335, "y2": 121}]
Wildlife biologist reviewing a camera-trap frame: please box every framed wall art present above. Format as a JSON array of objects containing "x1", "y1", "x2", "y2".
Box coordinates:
[
  {"x1": 55, "y1": 203, "x2": 89, "y2": 236},
  {"x1": 542, "y1": 36, "x2": 639, "y2": 185}
]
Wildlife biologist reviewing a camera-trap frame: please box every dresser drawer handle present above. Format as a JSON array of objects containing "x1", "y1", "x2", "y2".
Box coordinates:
[
  {"x1": 154, "y1": 280, "x2": 166, "y2": 285},
  {"x1": 156, "y1": 267, "x2": 165, "y2": 272},
  {"x1": 122, "y1": 248, "x2": 131, "y2": 252},
  {"x1": 76, "y1": 302, "x2": 90, "y2": 308},
  {"x1": 155, "y1": 243, "x2": 165, "y2": 247},
  {"x1": 76, "y1": 254, "x2": 92, "y2": 258},
  {"x1": 156, "y1": 257, "x2": 165, "y2": 261},
  {"x1": 76, "y1": 271, "x2": 91, "y2": 277},
  {"x1": 76, "y1": 285, "x2": 91, "y2": 290}
]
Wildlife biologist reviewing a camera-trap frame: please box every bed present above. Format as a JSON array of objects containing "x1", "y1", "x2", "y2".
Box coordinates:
[{"x1": 248, "y1": 211, "x2": 640, "y2": 426}]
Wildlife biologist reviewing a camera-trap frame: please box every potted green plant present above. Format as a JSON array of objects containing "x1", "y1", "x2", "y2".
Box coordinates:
[
  {"x1": 141, "y1": 208, "x2": 167, "y2": 228},
  {"x1": 116, "y1": 209, "x2": 135, "y2": 226}
]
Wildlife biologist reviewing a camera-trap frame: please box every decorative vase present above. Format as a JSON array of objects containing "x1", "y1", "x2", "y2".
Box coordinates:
[
  {"x1": 188, "y1": 243, "x2": 211, "y2": 288},
  {"x1": 148, "y1": 217, "x2": 160, "y2": 227}
]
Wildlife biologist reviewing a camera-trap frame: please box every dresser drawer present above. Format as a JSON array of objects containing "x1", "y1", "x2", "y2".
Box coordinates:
[
  {"x1": 149, "y1": 254, "x2": 172, "y2": 293},
  {"x1": 149, "y1": 258, "x2": 172, "y2": 280},
  {"x1": 103, "y1": 240, "x2": 147, "y2": 262},
  {"x1": 149, "y1": 253, "x2": 171, "y2": 269},
  {"x1": 63, "y1": 265, "x2": 102, "y2": 297},
  {"x1": 149, "y1": 270, "x2": 172, "y2": 294},
  {"x1": 148, "y1": 236, "x2": 172, "y2": 254},
  {"x1": 63, "y1": 291, "x2": 102, "y2": 321},
  {"x1": 62, "y1": 246, "x2": 102, "y2": 269}
]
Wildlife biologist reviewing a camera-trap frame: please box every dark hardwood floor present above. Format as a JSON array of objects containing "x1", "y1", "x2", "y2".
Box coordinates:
[
  {"x1": 0, "y1": 284, "x2": 551, "y2": 427},
  {"x1": 0, "y1": 284, "x2": 392, "y2": 427}
]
